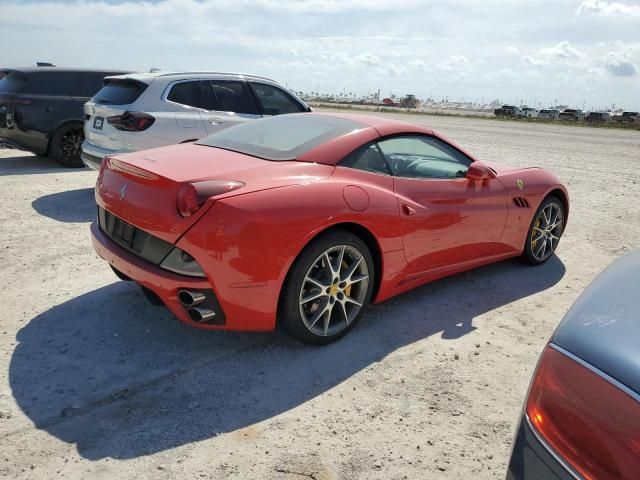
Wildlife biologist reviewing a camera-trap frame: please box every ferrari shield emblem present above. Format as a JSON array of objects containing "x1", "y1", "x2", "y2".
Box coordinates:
[{"x1": 516, "y1": 179, "x2": 524, "y2": 190}]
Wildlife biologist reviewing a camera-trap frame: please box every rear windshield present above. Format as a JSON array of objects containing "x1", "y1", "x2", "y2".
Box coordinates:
[
  {"x1": 197, "y1": 114, "x2": 366, "y2": 161},
  {"x1": 0, "y1": 72, "x2": 27, "y2": 93},
  {"x1": 92, "y1": 79, "x2": 147, "y2": 105}
]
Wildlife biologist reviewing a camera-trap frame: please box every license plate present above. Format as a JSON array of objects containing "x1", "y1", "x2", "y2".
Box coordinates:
[
  {"x1": 112, "y1": 217, "x2": 136, "y2": 248},
  {"x1": 93, "y1": 116, "x2": 104, "y2": 130}
]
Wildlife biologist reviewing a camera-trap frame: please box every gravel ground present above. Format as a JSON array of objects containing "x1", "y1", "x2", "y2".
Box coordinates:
[{"x1": 0, "y1": 113, "x2": 639, "y2": 479}]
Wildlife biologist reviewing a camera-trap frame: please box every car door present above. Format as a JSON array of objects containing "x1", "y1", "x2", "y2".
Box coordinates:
[
  {"x1": 199, "y1": 80, "x2": 261, "y2": 135},
  {"x1": 249, "y1": 82, "x2": 307, "y2": 116},
  {"x1": 378, "y1": 134, "x2": 508, "y2": 270}
]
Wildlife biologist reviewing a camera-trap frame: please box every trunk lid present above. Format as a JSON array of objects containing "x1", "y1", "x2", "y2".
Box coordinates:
[
  {"x1": 84, "y1": 78, "x2": 149, "y2": 150},
  {"x1": 96, "y1": 143, "x2": 334, "y2": 243}
]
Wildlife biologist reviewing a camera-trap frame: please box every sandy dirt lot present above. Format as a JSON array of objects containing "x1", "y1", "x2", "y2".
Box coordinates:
[{"x1": 1, "y1": 113, "x2": 638, "y2": 479}]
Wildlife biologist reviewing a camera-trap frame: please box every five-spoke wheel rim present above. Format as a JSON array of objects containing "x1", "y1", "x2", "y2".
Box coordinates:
[
  {"x1": 299, "y1": 245, "x2": 369, "y2": 336},
  {"x1": 531, "y1": 202, "x2": 563, "y2": 262}
]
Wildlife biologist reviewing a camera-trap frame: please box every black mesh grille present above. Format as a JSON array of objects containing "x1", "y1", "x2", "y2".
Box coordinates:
[{"x1": 98, "y1": 207, "x2": 174, "y2": 264}]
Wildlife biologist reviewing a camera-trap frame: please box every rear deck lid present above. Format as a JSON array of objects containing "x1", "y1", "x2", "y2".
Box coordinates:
[
  {"x1": 97, "y1": 143, "x2": 333, "y2": 243},
  {"x1": 552, "y1": 251, "x2": 640, "y2": 395}
]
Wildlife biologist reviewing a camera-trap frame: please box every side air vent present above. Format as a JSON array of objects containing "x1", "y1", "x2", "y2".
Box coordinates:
[{"x1": 513, "y1": 197, "x2": 530, "y2": 208}]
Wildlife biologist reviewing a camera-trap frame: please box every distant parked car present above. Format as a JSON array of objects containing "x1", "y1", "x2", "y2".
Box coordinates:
[
  {"x1": 0, "y1": 67, "x2": 129, "y2": 166},
  {"x1": 585, "y1": 111, "x2": 612, "y2": 123},
  {"x1": 81, "y1": 71, "x2": 311, "y2": 171},
  {"x1": 537, "y1": 109, "x2": 560, "y2": 120},
  {"x1": 558, "y1": 109, "x2": 585, "y2": 121},
  {"x1": 518, "y1": 107, "x2": 538, "y2": 118},
  {"x1": 613, "y1": 111, "x2": 639, "y2": 123},
  {"x1": 494, "y1": 105, "x2": 520, "y2": 117},
  {"x1": 507, "y1": 251, "x2": 640, "y2": 480}
]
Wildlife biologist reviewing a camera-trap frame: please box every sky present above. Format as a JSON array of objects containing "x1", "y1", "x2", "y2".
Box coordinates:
[{"x1": 1, "y1": 0, "x2": 639, "y2": 110}]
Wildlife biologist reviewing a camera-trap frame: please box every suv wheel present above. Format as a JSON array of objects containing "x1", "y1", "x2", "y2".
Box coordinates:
[{"x1": 51, "y1": 123, "x2": 84, "y2": 168}]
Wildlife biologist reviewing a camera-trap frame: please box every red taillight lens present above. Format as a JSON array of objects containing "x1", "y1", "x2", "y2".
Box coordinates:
[
  {"x1": 176, "y1": 180, "x2": 244, "y2": 217},
  {"x1": 526, "y1": 346, "x2": 640, "y2": 480},
  {"x1": 176, "y1": 183, "x2": 200, "y2": 217},
  {"x1": 107, "y1": 111, "x2": 155, "y2": 131}
]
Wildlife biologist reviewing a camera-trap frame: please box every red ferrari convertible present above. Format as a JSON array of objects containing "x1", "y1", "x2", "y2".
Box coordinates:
[{"x1": 91, "y1": 113, "x2": 568, "y2": 344}]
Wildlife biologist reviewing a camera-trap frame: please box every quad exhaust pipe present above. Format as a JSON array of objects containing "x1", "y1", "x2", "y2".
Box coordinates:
[
  {"x1": 187, "y1": 307, "x2": 216, "y2": 323},
  {"x1": 178, "y1": 289, "x2": 206, "y2": 307}
]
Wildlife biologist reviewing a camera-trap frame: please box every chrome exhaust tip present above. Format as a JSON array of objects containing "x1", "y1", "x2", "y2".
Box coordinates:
[
  {"x1": 187, "y1": 307, "x2": 216, "y2": 323},
  {"x1": 178, "y1": 290, "x2": 206, "y2": 307}
]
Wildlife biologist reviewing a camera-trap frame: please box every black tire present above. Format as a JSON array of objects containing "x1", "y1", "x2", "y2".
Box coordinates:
[
  {"x1": 50, "y1": 123, "x2": 84, "y2": 168},
  {"x1": 278, "y1": 230, "x2": 375, "y2": 345},
  {"x1": 521, "y1": 196, "x2": 565, "y2": 266}
]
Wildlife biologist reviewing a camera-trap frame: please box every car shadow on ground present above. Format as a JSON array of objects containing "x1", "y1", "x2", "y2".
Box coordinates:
[
  {"x1": 9, "y1": 256, "x2": 565, "y2": 460},
  {"x1": 0, "y1": 153, "x2": 86, "y2": 176},
  {"x1": 31, "y1": 188, "x2": 95, "y2": 222}
]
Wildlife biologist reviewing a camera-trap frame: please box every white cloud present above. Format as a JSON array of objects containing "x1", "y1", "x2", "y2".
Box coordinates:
[
  {"x1": 506, "y1": 46, "x2": 520, "y2": 55},
  {"x1": 576, "y1": 0, "x2": 640, "y2": 17},
  {"x1": 604, "y1": 52, "x2": 638, "y2": 76},
  {"x1": 537, "y1": 41, "x2": 587, "y2": 63},
  {"x1": 355, "y1": 52, "x2": 382, "y2": 67},
  {"x1": 523, "y1": 55, "x2": 545, "y2": 67}
]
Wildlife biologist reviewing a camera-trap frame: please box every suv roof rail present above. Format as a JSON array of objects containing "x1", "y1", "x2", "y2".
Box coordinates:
[
  {"x1": 36, "y1": 62, "x2": 55, "y2": 67},
  {"x1": 156, "y1": 71, "x2": 275, "y2": 82}
]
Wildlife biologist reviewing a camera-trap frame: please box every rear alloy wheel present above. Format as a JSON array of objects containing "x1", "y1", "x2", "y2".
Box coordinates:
[
  {"x1": 279, "y1": 231, "x2": 374, "y2": 345},
  {"x1": 51, "y1": 123, "x2": 84, "y2": 168},
  {"x1": 522, "y1": 197, "x2": 564, "y2": 265}
]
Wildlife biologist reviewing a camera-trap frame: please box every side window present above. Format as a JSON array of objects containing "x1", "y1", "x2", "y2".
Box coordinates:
[
  {"x1": 167, "y1": 81, "x2": 202, "y2": 108},
  {"x1": 26, "y1": 72, "x2": 80, "y2": 96},
  {"x1": 377, "y1": 135, "x2": 472, "y2": 179},
  {"x1": 205, "y1": 80, "x2": 259, "y2": 114},
  {"x1": 340, "y1": 144, "x2": 391, "y2": 175},
  {"x1": 251, "y1": 83, "x2": 304, "y2": 115},
  {"x1": 73, "y1": 73, "x2": 108, "y2": 97}
]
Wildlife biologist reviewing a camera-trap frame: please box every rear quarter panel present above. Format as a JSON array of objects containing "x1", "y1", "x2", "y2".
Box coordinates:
[{"x1": 178, "y1": 170, "x2": 405, "y2": 330}]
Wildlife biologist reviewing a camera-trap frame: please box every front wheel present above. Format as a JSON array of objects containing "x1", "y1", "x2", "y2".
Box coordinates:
[
  {"x1": 279, "y1": 231, "x2": 374, "y2": 345},
  {"x1": 51, "y1": 123, "x2": 84, "y2": 168},
  {"x1": 521, "y1": 196, "x2": 565, "y2": 265}
]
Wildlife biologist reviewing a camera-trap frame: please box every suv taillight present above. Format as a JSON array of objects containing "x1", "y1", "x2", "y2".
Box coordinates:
[
  {"x1": 107, "y1": 111, "x2": 155, "y2": 131},
  {"x1": 526, "y1": 345, "x2": 640, "y2": 480},
  {"x1": 176, "y1": 181, "x2": 245, "y2": 217}
]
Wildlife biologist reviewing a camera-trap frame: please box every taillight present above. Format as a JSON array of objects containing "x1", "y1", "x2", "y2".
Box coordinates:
[
  {"x1": 526, "y1": 345, "x2": 640, "y2": 480},
  {"x1": 107, "y1": 111, "x2": 155, "y2": 131},
  {"x1": 176, "y1": 180, "x2": 244, "y2": 217}
]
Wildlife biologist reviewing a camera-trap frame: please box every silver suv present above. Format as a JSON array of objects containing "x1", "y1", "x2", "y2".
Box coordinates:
[{"x1": 81, "y1": 71, "x2": 310, "y2": 170}]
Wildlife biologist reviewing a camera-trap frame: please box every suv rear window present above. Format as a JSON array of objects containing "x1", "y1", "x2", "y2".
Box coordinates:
[
  {"x1": 197, "y1": 114, "x2": 363, "y2": 161},
  {"x1": 0, "y1": 72, "x2": 26, "y2": 93},
  {"x1": 92, "y1": 80, "x2": 147, "y2": 105}
]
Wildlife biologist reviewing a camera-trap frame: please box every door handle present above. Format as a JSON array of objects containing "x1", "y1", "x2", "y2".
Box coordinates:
[{"x1": 402, "y1": 204, "x2": 417, "y2": 216}]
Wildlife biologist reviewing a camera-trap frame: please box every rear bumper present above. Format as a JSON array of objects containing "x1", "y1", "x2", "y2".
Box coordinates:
[
  {"x1": 506, "y1": 417, "x2": 577, "y2": 480},
  {"x1": 91, "y1": 221, "x2": 227, "y2": 330},
  {"x1": 81, "y1": 151, "x2": 103, "y2": 171},
  {"x1": 81, "y1": 140, "x2": 130, "y2": 170}
]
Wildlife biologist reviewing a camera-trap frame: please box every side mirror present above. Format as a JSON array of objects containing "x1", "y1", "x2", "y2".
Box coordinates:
[{"x1": 466, "y1": 162, "x2": 495, "y2": 181}]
